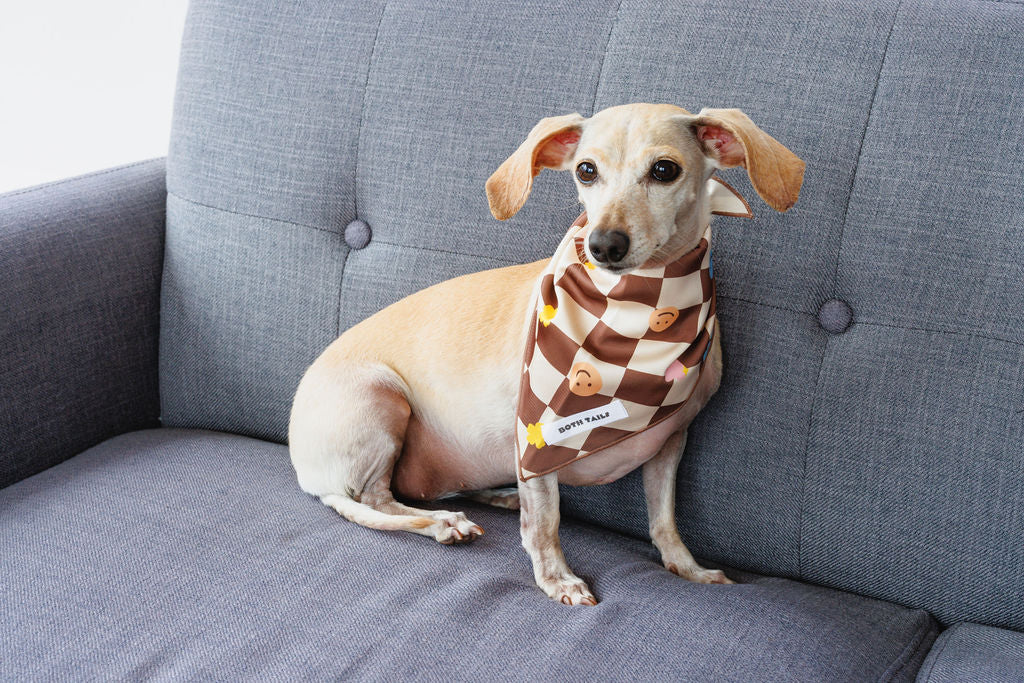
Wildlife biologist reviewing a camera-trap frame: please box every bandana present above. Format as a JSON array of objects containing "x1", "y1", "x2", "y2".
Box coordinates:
[{"x1": 514, "y1": 176, "x2": 751, "y2": 481}]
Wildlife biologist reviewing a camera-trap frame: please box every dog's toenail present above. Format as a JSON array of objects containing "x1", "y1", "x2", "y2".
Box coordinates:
[{"x1": 561, "y1": 595, "x2": 571, "y2": 605}]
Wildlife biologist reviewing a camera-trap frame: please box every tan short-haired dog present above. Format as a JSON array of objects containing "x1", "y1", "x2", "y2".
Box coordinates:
[{"x1": 289, "y1": 103, "x2": 804, "y2": 605}]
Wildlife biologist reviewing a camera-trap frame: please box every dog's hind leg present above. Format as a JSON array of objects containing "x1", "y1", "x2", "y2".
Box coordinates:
[
  {"x1": 372, "y1": 493, "x2": 484, "y2": 544},
  {"x1": 463, "y1": 487, "x2": 520, "y2": 510},
  {"x1": 289, "y1": 360, "x2": 482, "y2": 544}
]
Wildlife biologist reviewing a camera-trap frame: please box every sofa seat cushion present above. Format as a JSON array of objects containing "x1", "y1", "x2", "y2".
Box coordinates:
[
  {"x1": 1, "y1": 429, "x2": 938, "y2": 681},
  {"x1": 917, "y1": 622, "x2": 1024, "y2": 682}
]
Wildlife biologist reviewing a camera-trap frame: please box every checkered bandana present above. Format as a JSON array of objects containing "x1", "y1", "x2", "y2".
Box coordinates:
[{"x1": 514, "y1": 177, "x2": 750, "y2": 481}]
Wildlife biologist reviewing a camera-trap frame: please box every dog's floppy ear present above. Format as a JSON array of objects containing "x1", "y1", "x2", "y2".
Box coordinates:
[
  {"x1": 689, "y1": 108, "x2": 805, "y2": 212},
  {"x1": 486, "y1": 113, "x2": 586, "y2": 220}
]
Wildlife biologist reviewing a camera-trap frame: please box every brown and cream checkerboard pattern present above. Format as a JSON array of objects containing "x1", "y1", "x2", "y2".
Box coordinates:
[
  {"x1": 515, "y1": 217, "x2": 719, "y2": 481},
  {"x1": 513, "y1": 176, "x2": 751, "y2": 480}
]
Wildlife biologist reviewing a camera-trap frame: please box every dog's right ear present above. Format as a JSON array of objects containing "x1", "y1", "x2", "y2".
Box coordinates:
[
  {"x1": 486, "y1": 113, "x2": 586, "y2": 220},
  {"x1": 689, "y1": 108, "x2": 805, "y2": 212}
]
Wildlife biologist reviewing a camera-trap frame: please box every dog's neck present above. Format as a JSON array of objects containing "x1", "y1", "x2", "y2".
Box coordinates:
[{"x1": 515, "y1": 217, "x2": 720, "y2": 480}]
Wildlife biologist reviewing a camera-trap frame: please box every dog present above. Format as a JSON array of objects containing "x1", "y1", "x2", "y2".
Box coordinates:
[{"x1": 289, "y1": 103, "x2": 804, "y2": 605}]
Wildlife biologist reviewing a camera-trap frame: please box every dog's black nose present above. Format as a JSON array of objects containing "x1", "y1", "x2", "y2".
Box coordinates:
[{"x1": 588, "y1": 230, "x2": 630, "y2": 265}]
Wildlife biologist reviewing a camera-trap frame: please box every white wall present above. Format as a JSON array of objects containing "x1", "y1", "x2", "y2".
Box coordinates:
[{"x1": 0, "y1": 1, "x2": 189, "y2": 193}]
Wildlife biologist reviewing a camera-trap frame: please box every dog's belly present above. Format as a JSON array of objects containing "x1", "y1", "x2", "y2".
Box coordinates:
[
  {"x1": 557, "y1": 337, "x2": 722, "y2": 485},
  {"x1": 555, "y1": 412, "x2": 689, "y2": 486},
  {"x1": 391, "y1": 337, "x2": 721, "y2": 499},
  {"x1": 392, "y1": 412, "x2": 516, "y2": 500},
  {"x1": 392, "y1": 408, "x2": 684, "y2": 498},
  {"x1": 391, "y1": 395, "x2": 697, "y2": 498}
]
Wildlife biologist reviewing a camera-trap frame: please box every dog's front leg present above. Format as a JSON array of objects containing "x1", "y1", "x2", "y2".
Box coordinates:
[
  {"x1": 642, "y1": 430, "x2": 733, "y2": 584},
  {"x1": 518, "y1": 472, "x2": 597, "y2": 605}
]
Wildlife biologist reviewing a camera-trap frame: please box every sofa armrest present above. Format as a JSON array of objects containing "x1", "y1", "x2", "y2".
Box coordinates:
[{"x1": 0, "y1": 159, "x2": 166, "y2": 488}]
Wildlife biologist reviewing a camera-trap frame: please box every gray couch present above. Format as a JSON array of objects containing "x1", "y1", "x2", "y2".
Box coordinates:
[{"x1": 3, "y1": 1, "x2": 1023, "y2": 680}]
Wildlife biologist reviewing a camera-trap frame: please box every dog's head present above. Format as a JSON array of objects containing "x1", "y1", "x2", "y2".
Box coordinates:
[{"x1": 486, "y1": 103, "x2": 805, "y2": 273}]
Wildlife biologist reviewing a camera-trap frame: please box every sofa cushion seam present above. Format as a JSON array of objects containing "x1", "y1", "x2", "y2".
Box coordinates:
[
  {"x1": 797, "y1": 334, "x2": 829, "y2": 579},
  {"x1": 803, "y1": 0, "x2": 899, "y2": 581},
  {"x1": 167, "y1": 190, "x2": 338, "y2": 235},
  {"x1": 912, "y1": 622, "x2": 957, "y2": 683},
  {"x1": 879, "y1": 615, "x2": 939, "y2": 682},
  {"x1": 166, "y1": 193, "x2": 1024, "y2": 355},
  {"x1": 588, "y1": 0, "x2": 624, "y2": 114},
  {"x1": 830, "y1": 0, "x2": 901, "y2": 292},
  {"x1": 340, "y1": 0, "x2": 388, "y2": 336},
  {"x1": 369, "y1": 238, "x2": 514, "y2": 265},
  {"x1": 856, "y1": 319, "x2": 1024, "y2": 350},
  {"x1": 1, "y1": 158, "x2": 164, "y2": 200},
  {"x1": 717, "y1": 293, "x2": 813, "y2": 318}
]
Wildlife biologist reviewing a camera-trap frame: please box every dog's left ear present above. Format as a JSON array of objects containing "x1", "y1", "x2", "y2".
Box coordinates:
[
  {"x1": 486, "y1": 113, "x2": 586, "y2": 220},
  {"x1": 688, "y1": 108, "x2": 805, "y2": 212}
]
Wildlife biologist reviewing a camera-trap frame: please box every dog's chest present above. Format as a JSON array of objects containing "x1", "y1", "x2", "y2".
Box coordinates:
[
  {"x1": 553, "y1": 349, "x2": 719, "y2": 486},
  {"x1": 515, "y1": 223, "x2": 718, "y2": 482},
  {"x1": 553, "y1": 412, "x2": 688, "y2": 485}
]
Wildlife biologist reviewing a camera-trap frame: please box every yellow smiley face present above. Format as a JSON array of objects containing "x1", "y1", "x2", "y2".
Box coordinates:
[{"x1": 649, "y1": 307, "x2": 679, "y2": 332}]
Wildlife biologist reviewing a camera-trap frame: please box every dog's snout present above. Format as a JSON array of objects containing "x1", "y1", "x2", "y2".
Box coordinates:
[{"x1": 588, "y1": 230, "x2": 630, "y2": 265}]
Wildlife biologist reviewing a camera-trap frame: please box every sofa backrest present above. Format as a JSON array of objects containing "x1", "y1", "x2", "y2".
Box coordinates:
[{"x1": 162, "y1": 0, "x2": 1024, "y2": 630}]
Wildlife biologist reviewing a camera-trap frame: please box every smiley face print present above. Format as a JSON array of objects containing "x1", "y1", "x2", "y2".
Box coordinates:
[
  {"x1": 648, "y1": 306, "x2": 679, "y2": 332},
  {"x1": 569, "y1": 362, "x2": 602, "y2": 396}
]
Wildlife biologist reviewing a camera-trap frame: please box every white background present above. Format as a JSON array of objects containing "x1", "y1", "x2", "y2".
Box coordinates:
[{"x1": 0, "y1": 1, "x2": 189, "y2": 193}]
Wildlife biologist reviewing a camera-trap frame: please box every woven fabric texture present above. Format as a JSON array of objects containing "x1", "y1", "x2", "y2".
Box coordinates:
[
  {"x1": 516, "y1": 222, "x2": 716, "y2": 479},
  {"x1": 0, "y1": 428, "x2": 938, "y2": 682},
  {"x1": 916, "y1": 622, "x2": 1024, "y2": 683},
  {"x1": 0, "y1": 160, "x2": 165, "y2": 488},
  {"x1": 160, "y1": 0, "x2": 1024, "y2": 629}
]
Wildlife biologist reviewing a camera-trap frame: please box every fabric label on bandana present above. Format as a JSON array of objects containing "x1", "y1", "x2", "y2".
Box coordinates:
[
  {"x1": 514, "y1": 176, "x2": 749, "y2": 481},
  {"x1": 541, "y1": 400, "x2": 629, "y2": 446}
]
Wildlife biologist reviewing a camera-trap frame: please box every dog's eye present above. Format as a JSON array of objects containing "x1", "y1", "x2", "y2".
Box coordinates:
[
  {"x1": 650, "y1": 160, "x2": 681, "y2": 183},
  {"x1": 576, "y1": 161, "x2": 598, "y2": 184}
]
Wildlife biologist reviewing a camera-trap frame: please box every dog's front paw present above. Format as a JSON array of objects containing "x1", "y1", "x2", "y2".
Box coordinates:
[
  {"x1": 538, "y1": 573, "x2": 597, "y2": 606},
  {"x1": 666, "y1": 562, "x2": 734, "y2": 585},
  {"x1": 429, "y1": 511, "x2": 484, "y2": 545}
]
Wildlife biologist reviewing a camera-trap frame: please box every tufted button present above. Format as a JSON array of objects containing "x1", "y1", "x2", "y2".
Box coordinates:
[
  {"x1": 344, "y1": 219, "x2": 372, "y2": 249},
  {"x1": 818, "y1": 298, "x2": 853, "y2": 334}
]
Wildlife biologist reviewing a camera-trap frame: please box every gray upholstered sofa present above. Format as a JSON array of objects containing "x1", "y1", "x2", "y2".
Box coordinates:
[{"x1": 3, "y1": 1, "x2": 1023, "y2": 680}]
